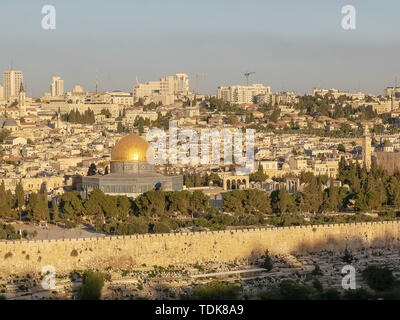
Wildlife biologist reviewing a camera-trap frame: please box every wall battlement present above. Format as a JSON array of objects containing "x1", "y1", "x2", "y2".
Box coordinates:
[
  {"x1": 2, "y1": 220, "x2": 397, "y2": 246},
  {"x1": 0, "y1": 221, "x2": 399, "y2": 276}
]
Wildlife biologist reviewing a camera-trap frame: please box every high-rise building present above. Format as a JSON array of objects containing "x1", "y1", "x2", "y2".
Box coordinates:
[
  {"x1": 4, "y1": 70, "x2": 23, "y2": 101},
  {"x1": 133, "y1": 73, "x2": 191, "y2": 102},
  {"x1": 0, "y1": 85, "x2": 4, "y2": 100},
  {"x1": 50, "y1": 76, "x2": 64, "y2": 97},
  {"x1": 73, "y1": 85, "x2": 84, "y2": 93},
  {"x1": 217, "y1": 84, "x2": 271, "y2": 104},
  {"x1": 174, "y1": 73, "x2": 190, "y2": 94},
  {"x1": 384, "y1": 87, "x2": 400, "y2": 99}
]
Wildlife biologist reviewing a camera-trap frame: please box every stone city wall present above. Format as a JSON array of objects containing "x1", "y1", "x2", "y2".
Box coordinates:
[{"x1": 0, "y1": 221, "x2": 399, "y2": 276}]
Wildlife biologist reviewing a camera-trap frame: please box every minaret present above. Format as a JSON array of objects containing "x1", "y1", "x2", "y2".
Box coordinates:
[
  {"x1": 362, "y1": 126, "x2": 372, "y2": 171},
  {"x1": 18, "y1": 82, "x2": 26, "y2": 117},
  {"x1": 56, "y1": 112, "x2": 62, "y2": 129},
  {"x1": 18, "y1": 82, "x2": 26, "y2": 106}
]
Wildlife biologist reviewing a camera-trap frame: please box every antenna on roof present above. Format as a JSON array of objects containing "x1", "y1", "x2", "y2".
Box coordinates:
[
  {"x1": 95, "y1": 69, "x2": 99, "y2": 94},
  {"x1": 392, "y1": 76, "x2": 398, "y2": 111}
]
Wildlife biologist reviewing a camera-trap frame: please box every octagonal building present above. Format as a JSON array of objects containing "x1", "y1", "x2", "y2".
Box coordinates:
[{"x1": 80, "y1": 133, "x2": 183, "y2": 198}]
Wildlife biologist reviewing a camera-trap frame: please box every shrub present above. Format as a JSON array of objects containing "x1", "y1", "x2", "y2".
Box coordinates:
[
  {"x1": 261, "y1": 250, "x2": 273, "y2": 271},
  {"x1": 321, "y1": 288, "x2": 341, "y2": 300},
  {"x1": 153, "y1": 222, "x2": 170, "y2": 234},
  {"x1": 312, "y1": 279, "x2": 323, "y2": 292},
  {"x1": 362, "y1": 266, "x2": 395, "y2": 291},
  {"x1": 342, "y1": 248, "x2": 354, "y2": 264},
  {"x1": 186, "y1": 281, "x2": 240, "y2": 300},
  {"x1": 78, "y1": 271, "x2": 104, "y2": 300},
  {"x1": 311, "y1": 264, "x2": 323, "y2": 276},
  {"x1": 259, "y1": 286, "x2": 281, "y2": 300},
  {"x1": 118, "y1": 217, "x2": 149, "y2": 235},
  {"x1": 104, "y1": 273, "x2": 112, "y2": 282},
  {"x1": 64, "y1": 221, "x2": 77, "y2": 228},
  {"x1": 279, "y1": 280, "x2": 320, "y2": 300},
  {"x1": 4, "y1": 252, "x2": 13, "y2": 259}
]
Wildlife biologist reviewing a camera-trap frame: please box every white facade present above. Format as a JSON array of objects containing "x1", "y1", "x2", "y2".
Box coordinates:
[
  {"x1": 133, "y1": 73, "x2": 191, "y2": 102},
  {"x1": 107, "y1": 91, "x2": 133, "y2": 105},
  {"x1": 4, "y1": 70, "x2": 23, "y2": 101},
  {"x1": 73, "y1": 85, "x2": 84, "y2": 93},
  {"x1": 313, "y1": 88, "x2": 365, "y2": 100},
  {"x1": 384, "y1": 87, "x2": 400, "y2": 99},
  {"x1": 217, "y1": 84, "x2": 271, "y2": 104},
  {"x1": 174, "y1": 73, "x2": 190, "y2": 94},
  {"x1": 50, "y1": 76, "x2": 64, "y2": 97}
]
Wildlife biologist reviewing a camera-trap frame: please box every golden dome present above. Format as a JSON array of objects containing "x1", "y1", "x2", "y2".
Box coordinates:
[{"x1": 111, "y1": 133, "x2": 150, "y2": 162}]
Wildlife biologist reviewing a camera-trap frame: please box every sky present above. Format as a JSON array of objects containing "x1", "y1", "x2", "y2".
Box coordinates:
[{"x1": 0, "y1": 0, "x2": 399, "y2": 97}]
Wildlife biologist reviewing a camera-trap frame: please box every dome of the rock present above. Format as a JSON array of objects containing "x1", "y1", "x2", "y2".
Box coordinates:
[{"x1": 111, "y1": 133, "x2": 150, "y2": 162}]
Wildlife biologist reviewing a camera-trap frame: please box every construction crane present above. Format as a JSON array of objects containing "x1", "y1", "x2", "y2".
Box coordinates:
[
  {"x1": 244, "y1": 72, "x2": 255, "y2": 86},
  {"x1": 190, "y1": 72, "x2": 207, "y2": 96}
]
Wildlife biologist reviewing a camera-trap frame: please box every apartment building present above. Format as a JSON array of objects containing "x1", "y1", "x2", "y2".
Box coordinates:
[
  {"x1": 255, "y1": 91, "x2": 297, "y2": 105},
  {"x1": 133, "y1": 73, "x2": 190, "y2": 103},
  {"x1": 384, "y1": 87, "x2": 400, "y2": 99},
  {"x1": 313, "y1": 88, "x2": 365, "y2": 100},
  {"x1": 50, "y1": 76, "x2": 64, "y2": 97},
  {"x1": 107, "y1": 91, "x2": 133, "y2": 105},
  {"x1": 4, "y1": 70, "x2": 23, "y2": 101},
  {"x1": 217, "y1": 84, "x2": 271, "y2": 104}
]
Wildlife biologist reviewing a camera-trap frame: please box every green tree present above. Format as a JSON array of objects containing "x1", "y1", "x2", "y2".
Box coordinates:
[
  {"x1": 337, "y1": 144, "x2": 346, "y2": 153},
  {"x1": 249, "y1": 165, "x2": 268, "y2": 182},
  {"x1": 153, "y1": 222, "x2": 170, "y2": 233},
  {"x1": 206, "y1": 173, "x2": 222, "y2": 186},
  {"x1": 14, "y1": 181, "x2": 25, "y2": 210},
  {"x1": 0, "y1": 181, "x2": 14, "y2": 219},
  {"x1": 30, "y1": 193, "x2": 49, "y2": 222},
  {"x1": 300, "y1": 176, "x2": 323, "y2": 213},
  {"x1": 227, "y1": 114, "x2": 238, "y2": 125},
  {"x1": 59, "y1": 192, "x2": 85, "y2": 225},
  {"x1": 262, "y1": 249, "x2": 273, "y2": 271},
  {"x1": 342, "y1": 248, "x2": 354, "y2": 264},
  {"x1": 135, "y1": 191, "x2": 166, "y2": 217},
  {"x1": 269, "y1": 109, "x2": 280, "y2": 122},
  {"x1": 270, "y1": 189, "x2": 297, "y2": 214},
  {"x1": 279, "y1": 280, "x2": 320, "y2": 300},
  {"x1": 78, "y1": 271, "x2": 105, "y2": 300},
  {"x1": 117, "y1": 122, "x2": 124, "y2": 133},
  {"x1": 187, "y1": 281, "x2": 240, "y2": 300},
  {"x1": 362, "y1": 266, "x2": 395, "y2": 291},
  {"x1": 87, "y1": 163, "x2": 97, "y2": 176},
  {"x1": 52, "y1": 200, "x2": 60, "y2": 223}
]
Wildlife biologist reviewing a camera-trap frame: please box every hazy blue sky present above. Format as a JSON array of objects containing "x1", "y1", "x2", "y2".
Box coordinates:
[{"x1": 0, "y1": 0, "x2": 399, "y2": 97}]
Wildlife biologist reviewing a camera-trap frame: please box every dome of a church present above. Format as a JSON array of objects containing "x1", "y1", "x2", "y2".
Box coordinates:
[{"x1": 111, "y1": 133, "x2": 150, "y2": 162}]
